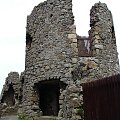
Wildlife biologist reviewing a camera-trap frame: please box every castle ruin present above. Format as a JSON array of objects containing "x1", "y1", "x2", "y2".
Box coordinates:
[{"x1": 0, "y1": 0, "x2": 120, "y2": 120}]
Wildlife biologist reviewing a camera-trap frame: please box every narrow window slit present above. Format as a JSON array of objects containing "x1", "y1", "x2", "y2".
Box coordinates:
[{"x1": 26, "y1": 33, "x2": 32, "y2": 48}]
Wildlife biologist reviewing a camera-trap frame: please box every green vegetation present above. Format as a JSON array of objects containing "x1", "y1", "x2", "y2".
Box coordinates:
[
  {"x1": 76, "y1": 104, "x2": 84, "y2": 120},
  {"x1": 18, "y1": 113, "x2": 26, "y2": 120}
]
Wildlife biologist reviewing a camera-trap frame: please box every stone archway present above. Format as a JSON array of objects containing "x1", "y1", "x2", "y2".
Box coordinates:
[{"x1": 34, "y1": 79, "x2": 67, "y2": 116}]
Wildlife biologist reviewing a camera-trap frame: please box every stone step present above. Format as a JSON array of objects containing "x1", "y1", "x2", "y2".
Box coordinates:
[
  {"x1": 40, "y1": 116, "x2": 58, "y2": 120},
  {"x1": 0, "y1": 115, "x2": 17, "y2": 120}
]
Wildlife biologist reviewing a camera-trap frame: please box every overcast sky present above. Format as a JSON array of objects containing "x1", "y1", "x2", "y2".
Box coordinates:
[{"x1": 0, "y1": 0, "x2": 120, "y2": 93}]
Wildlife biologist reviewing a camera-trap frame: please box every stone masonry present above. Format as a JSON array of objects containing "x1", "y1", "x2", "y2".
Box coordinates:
[
  {"x1": 0, "y1": 1, "x2": 120, "y2": 120},
  {"x1": 0, "y1": 72, "x2": 24, "y2": 117}
]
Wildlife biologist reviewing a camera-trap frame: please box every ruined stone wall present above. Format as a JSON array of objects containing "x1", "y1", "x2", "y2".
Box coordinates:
[
  {"x1": 24, "y1": 0, "x2": 78, "y2": 119},
  {"x1": 23, "y1": 1, "x2": 120, "y2": 120},
  {"x1": 0, "y1": 1, "x2": 120, "y2": 120},
  {"x1": 66, "y1": 2, "x2": 120, "y2": 120},
  {"x1": 74, "y1": 2, "x2": 120, "y2": 84},
  {"x1": 25, "y1": 0, "x2": 77, "y2": 84},
  {"x1": 0, "y1": 72, "x2": 23, "y2": 116},
  {"x1": 90, "y1": 2, "x2": 119, "y2": 76}
]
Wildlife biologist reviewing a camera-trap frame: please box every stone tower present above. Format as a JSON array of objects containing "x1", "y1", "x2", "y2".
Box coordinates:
[
  {"x1": 0, "y1": 1, "x2": 119, "y2": 120},
  {"x1": 24, "y1": 0, "x2": 78, "y2": 119},
  {"x1": 23, "y1": 0, "x2": 119, "y2": 119}
]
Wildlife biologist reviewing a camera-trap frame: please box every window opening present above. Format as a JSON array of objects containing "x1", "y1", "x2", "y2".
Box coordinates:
[
  {"x1": 77, "y1": 36, "x2": 92, "y2": 57},
  {"x1": 26, "y1": 33, "x2": 32, "y2": 48}
]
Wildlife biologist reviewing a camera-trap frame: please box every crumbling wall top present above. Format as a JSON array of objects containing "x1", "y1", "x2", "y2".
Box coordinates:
[
  {"x1": 27, "y1": 0, "x2": 74, "y2": 37},
  {"x1": 90, "y1": 2, "x2": 113, "y2": 28},
  {"x1": 0, "y1": 72, "x2": 19, "y2": 99}
]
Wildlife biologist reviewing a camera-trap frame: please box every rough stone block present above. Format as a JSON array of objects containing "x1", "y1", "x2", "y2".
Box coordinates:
[
  {"x1": 64, "y1": 63, "x2": 71, "y2": 68},
  {"x1": 71, "y1": 43, "x2": 77, "y2": 48},
  {"x1": 45, "y1": 66, "x2": 50, "y2": 70},
  {"x1": 72, "y1": 39, "x2": 77, "y2": 43},
  {"x1": 68, "y1": 34, "x2": 76, "y2": 39},
  {"x1": 94, "y1": 39, "x2": 99, "y2": 44},
  {"x1": 72, "y1": 58, "x2": 78, "y2": 63},
  {"x1": 95, "y1": 44, "x2": 103, "y2": 49},
  {"x1": 59, "y1": 100, "x2": 63, "y2": 104},
  {"x1": 95, "y1": 35, "x2": 101, "y2": 39}
]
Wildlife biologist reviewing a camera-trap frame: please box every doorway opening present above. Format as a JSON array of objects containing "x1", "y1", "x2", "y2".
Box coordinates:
[{"x1": 34, "y1": 79, "x2": 66, "y2": 116}]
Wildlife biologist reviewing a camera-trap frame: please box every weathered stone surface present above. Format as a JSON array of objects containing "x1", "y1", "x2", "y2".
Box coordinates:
[
  {"x1": 71, "y1": 43, "x2": 77, "y2": 48},
  {"x1": 68, "y1": 34, "x2": 76, "y2": 39},
  {"x1": 72, "y1": 39, "x2": 77, "y2": 43},
  {"x1": 0, "y1": 1, "x2": 120, "y2": 120},
  {"x1": 0, "y1": 72, "x2": 24, "y2": 117},
  {"x1": 72, "y1": 58, "x2": 78, "y2": 64},
  {"x1": 94, "y1": 44, "x2": 103, "y2": 49}
]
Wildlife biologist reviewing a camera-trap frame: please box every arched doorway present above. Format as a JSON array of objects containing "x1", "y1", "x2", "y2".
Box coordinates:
[{"x1": 34, "y1": 79, "x2": 66, "y2": 116}]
